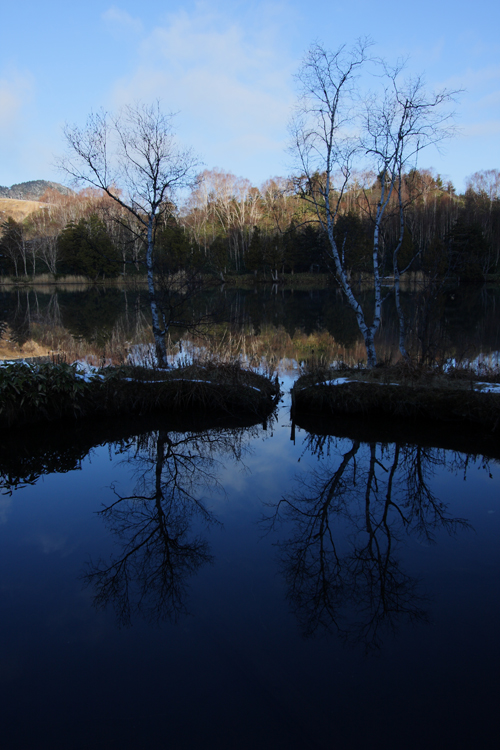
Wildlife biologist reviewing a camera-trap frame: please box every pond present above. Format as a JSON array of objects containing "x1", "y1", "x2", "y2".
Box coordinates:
[
  {"x1": 1, "y1": 371, "x2": 499, "y2": 749},
  {"x1": 2, "y1": 282, "x2": 500, "y2": 366},
  {"x1": 1, "y1": 283, "x2": 500, "y2": 748}
]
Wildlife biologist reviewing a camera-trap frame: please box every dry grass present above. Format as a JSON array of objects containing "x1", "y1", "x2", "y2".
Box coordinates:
[
  {"x1": 186, "y1": 324, "x2": 374, "y2": 375},
  {"x1": 0, "y1": 325, "x2": 51, "y2": 361},
  {"x1": 0, "y1": 198, "x2": 47, "y2": 224},
  {"x1": 0, "y1": 274, "x2": 91, "y2": 288},
  {"x1": 0, "y1": 274, "x2": 149, "y2": 288}
]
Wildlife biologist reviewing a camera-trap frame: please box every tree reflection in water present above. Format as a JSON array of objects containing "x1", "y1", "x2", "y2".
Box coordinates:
[
  {"x1": 83, "y1": 424, "x2": 256, "y2": 626},
  {"x1": 266, "y1": 434, "x2": 476, "y2": 651}
]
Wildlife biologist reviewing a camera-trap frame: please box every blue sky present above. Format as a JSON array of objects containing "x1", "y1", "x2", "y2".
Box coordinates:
[{"x1": 1, "y1": 0, "x2": 499, "y2": 193}]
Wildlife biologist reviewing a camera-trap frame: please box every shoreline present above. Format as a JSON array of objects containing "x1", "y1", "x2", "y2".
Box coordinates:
[{"x1": 0, "y1": 360, "x2": 281, "y2": 428}]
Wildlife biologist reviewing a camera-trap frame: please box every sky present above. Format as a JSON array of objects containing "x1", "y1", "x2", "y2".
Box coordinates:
[{"x1": 1, "y1": 0, "x2": 499, "y2": 194}]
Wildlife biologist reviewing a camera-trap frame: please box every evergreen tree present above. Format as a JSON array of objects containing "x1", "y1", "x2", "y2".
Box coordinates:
[
  {"x1": 155, "y1": 219, "x2": 200, "y2": 274},
  {"x1": 58, "y1": 215, "x2": 120, "y2": 280},
  {"x1": 245, "y1": 227, "x2": 264, "y2": 273},
  {"x1": 0, "y1": 218, "x2": 26, "y2": 276},
  {"x1": 333, "y1": 211, "x2": 371, "y2": 273},
  {"x1": 446, "y1": 219, "x2": 491, "y2": 281}
]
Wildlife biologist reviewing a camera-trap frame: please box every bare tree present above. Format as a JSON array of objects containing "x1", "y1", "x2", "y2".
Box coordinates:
[
  {"x1": 0, "y1": 217, "x2": 30, "y2": 277},
  {"x1": 466, "y1": 169, "x2": 500, "y2": 203},
  {"x1": 364, "y1": 64, "x2": 459, "y2": 360},
  {"x1": 290, "y1": 40, "x2": 458, "y2": 366},
  {"x1": 185, "y1": 168, "x2": 262, "y2": 274},
  {"x1": 25, "y1": 207, "x2": 60, "y2": 275},
  {"x1": 59, "y1": 102, "x2": 200, "y2": 365},
  {"x1": 83, "y1": 423, "x2": 257, "y2": 626}
]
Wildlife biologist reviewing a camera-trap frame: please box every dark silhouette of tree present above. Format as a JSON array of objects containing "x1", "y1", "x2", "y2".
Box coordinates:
[
  {"x1": 446, "y1": 218, "x2": 491, "y2": 281},
  {"x1": 0, "y1": 218, "x2": 27, "y2": 276},
  {"x1": 265, "y1": 434, "x2": 473, "y2": 651},
  {"x1": 58, "y1": 287, "x2": 122, "y2": 345},
  {"x1": 83, "y1": 424, "x2": 257, "y2": 626}
]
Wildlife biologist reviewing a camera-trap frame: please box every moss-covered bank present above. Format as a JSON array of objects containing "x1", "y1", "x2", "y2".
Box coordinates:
[
  {"x1": 0, "y1": 361, "x2": 280, "y2": 427},
  {"x1": 291, "y1": 365, "x2": 500, "y2": 432}
]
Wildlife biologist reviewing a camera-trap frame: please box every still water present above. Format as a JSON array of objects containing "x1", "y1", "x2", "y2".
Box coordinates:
[
  {"x1": 1, "y1": 375, "x2": 499, "y2": 749},
  {"x1": 2, "y1": 283, "x2": 500, "y2": 364}
]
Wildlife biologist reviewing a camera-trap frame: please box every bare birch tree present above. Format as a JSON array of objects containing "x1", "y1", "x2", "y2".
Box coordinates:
[
  {"x1": 59, "y1": 102, "x2": 199, "y2": 365},
  {"x1": 363, "y1": 64, "x2": 458, "y2": 359},
  {"x1": 290, "y1": 40, "x2": 458, "y2": 366}
]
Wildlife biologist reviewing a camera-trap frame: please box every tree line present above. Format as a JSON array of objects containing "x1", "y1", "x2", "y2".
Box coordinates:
[{"x1": 1, "y1": 166, "x2": 498, "y2": 283}]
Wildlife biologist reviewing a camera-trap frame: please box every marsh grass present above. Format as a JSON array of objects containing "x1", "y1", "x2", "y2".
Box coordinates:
[{"x1": 0, "y1": 274, "x2": 90, "y2": 287}]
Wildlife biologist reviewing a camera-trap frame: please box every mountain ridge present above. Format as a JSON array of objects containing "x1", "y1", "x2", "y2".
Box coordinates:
[{"x1": 0, "y1": 180, "x2": 73, "y2": 200}]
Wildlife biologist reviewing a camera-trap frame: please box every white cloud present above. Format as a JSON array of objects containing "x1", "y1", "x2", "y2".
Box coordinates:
[
  {"x1": 37, "y1": 532, "x2": 69, "y2": 555},
  {"x1": 462, "y1": 120, "x2": 500, "y2": 138},
  {"x1": 410, "y1": 37, "x2": 446, "y2": 68},
  {"x1": 476, "y1": 90, "x2": 500, "y2": 110},
  {"x1": 0, "y1": 69, "x2": 33, "y2": 132},
  {"x1": 106, "y1": 3, "x2": 296, "y2": 183},
  {"x1": 435, "y1": 63, "x2": 500, "y2": 169},
  {"x1": 102, "y1": 5, "x2": 143, "y2": 36},
  {"x1": 441, "y1": 64, "x2": 500, "y2": 97}
]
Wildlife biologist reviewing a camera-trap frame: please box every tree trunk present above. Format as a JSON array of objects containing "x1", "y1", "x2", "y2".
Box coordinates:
[{"x1": 146, "y1": 217, "x2": 168, "y2": 367}]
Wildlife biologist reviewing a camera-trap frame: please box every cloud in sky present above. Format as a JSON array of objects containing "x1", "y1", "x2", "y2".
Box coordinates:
[
  {"x1": 102, "y1": 5, "x2": 144, "y2": 36},
  {"x1": 463, "y1": 121, "x2": 500, "y2": 138},
  {"x1": 0, "y1": 496, "x2": 12, "y2": 525},
  {"x1": 443, "y1": 63, "x2": 500, "y2": 95},
  {"x1": 440, "y1": 64, "x2": 500, "y2": 170},
  {"x1": 105, "y1": 3, "x2": 296, "y2": 184},
  {"x1": 98, "y1": 2, "x2": 500, "y2": 190},
  {"x1": 0, "y1": 69, "x2": 33, "y2": 133},
  {"x1": 0, "y1": 0, "x2": 498, "y2": 189}
]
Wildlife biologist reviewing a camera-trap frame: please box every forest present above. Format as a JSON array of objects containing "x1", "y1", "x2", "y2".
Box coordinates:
[{"x1": 0, "y1": 167, "x2": 499, "y2": 284}]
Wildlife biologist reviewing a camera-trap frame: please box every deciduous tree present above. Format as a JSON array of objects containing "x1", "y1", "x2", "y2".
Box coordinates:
[
  {"x1": 59, "y1": 102, "x2": 199, "y2": 365},
  {"x1": 290, "y1": 40, "x2": 458, "y2": 366}
]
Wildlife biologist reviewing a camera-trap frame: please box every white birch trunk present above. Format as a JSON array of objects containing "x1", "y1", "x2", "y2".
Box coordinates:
[{"x1": 324, "y1": 181, "x2": 381, "y2": 367}]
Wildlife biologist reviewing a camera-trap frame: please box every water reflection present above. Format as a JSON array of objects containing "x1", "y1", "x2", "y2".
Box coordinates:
[
  {"x1": 0, "y1": 408, "x2": 494, "y2": 653},
  {"x1": 83, "y1": 424, "x2": 259, "y2": 626},
  {"x1": 0, "y1": 432, "x2": 89, "y2": 495},
  {"x1": 0, "y1": 415, "x2": 265, "y2": 625},
  {"x1": 267, "y1": 432, "x2": 479, "y2": 651},
  {"x1": 2, "y1": 284, "x2": 500, "y2": 365}
]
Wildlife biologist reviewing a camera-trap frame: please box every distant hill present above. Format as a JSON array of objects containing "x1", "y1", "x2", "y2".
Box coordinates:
[{"x1": 0, "y1": 180, "x2": 73, "y2": 200}]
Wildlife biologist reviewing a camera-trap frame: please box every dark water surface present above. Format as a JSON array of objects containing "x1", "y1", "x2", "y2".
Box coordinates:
[
  {"x1": 2, "y1": 283, "x2": 500, "y2": 364},
  {"x1": 1, "y1": 377, "x2": 499, "y2": 749}
]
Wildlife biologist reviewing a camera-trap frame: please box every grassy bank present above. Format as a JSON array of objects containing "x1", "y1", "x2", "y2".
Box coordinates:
[
  {"x1": 0, "y1": 360, "x2": 280, "y2": 427},
  {"x1": 291, "y1": 363, "x2": 500, "y2": 432},
  {"x1": 6, "y1": 270, "x2": 492, "y2": 290},
  {"x1": 0, "y1": 271, "x2": 333, "y2": 290},
  {"x1": 0, "y1": 273, "x2": 148, "y2": 289}
]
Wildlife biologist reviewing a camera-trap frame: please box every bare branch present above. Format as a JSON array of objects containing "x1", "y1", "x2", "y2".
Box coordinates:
[{"x1": 58, "y1": 102, "x2": 202, "y2": 365}]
